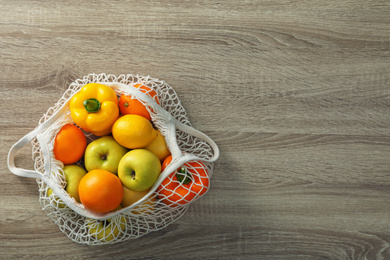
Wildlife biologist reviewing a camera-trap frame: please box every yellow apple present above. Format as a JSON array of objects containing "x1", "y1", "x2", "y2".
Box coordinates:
[
  {"x1": 121, "y1": 186, "x2": 156, "y2": 214},
  {"x1": 118, "y1": 149, "x2": 161, "y2": 192},
  {"x1": 47, "y1": 188, "x2": 66, "y2": 208},
  {"x1": 145, "y1": 130, "x2": 171, "y2": 162}
]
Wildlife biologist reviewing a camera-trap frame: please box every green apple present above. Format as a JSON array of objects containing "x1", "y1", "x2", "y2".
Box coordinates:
[
  {"x1": 121, "y1": 186, "x2": 156, "y2": 214},
  {"x1": 63, "y1": 164, "x2": 87, "y2": 203},
  {"x1": 47, "y1": 164, "x2": 86, "y2": 206},
  {"x1": 118, "y1": 149, "x2": 161, "y2": 192},
  {"x1": 145, "y1": 130, "x2": 171, "y2": 162},
  {"x1": 84, "y1": 136, "x2": 128, "y2": 175}
]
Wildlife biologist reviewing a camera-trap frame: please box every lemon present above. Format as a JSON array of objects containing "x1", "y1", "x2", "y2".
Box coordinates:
[
  {"x1": 86, "y1": 215, "x2": 127, "y2": 242},
  {"x1": 112, "y1": 114, "x2": 158, "y2": 149}
]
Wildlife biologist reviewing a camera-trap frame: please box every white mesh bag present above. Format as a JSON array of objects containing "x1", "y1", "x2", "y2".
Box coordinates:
[{"x1": 7, "y1": 73, "x2": 219, "y2": 245}]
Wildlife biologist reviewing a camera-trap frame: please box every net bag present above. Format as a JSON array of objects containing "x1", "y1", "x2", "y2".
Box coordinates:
[{"x1": 7, "y1": 73, "x2": 219, "y2": 245}]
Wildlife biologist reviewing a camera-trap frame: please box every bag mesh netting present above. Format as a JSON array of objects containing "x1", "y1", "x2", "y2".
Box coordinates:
[{"x1": 8, "y1": 73, "x2": 219, "y2": 245}]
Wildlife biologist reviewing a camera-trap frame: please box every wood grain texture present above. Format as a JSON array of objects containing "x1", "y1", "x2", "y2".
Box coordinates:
[{"x1": 1, "y1": 0, "x2": 390, "y2": 259}]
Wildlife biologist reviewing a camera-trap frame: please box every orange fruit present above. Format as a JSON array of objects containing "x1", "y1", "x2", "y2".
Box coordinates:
[
  {"x1": 78, "y1": 169, "x2": 123, "y2": 214},
  {"x1": 53, "y1": 124, "x2": 87, "y2": 164},
  {"x1": 112, "y1": 114, "x2": 158, "y2": 149},
  {"x1": 119, "y1": 84, "x2": 160, "y2": 121}
]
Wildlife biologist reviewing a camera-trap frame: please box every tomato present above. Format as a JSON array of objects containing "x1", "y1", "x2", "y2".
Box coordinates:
[{"x1": 157, "y1": 155, "x2": 210, "y2": 206}]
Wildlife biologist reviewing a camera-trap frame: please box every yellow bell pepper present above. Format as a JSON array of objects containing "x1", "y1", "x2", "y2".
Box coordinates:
[{"x1": 70, "y1": 83, "x2": 119, "y2": 136}]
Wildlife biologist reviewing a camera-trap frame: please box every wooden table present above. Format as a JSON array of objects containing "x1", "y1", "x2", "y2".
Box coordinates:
[{"x1": 1, "y1": 1, "x2": 390, "y2": 259}]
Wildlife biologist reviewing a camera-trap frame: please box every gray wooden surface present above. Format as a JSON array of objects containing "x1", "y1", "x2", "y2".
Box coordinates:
[{"x1": 1, "y1": 1, "x2": 390, "y2": 259}]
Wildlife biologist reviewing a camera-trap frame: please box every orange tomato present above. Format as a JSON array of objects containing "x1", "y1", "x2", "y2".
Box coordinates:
[
  {"x1": 119, "y1": 84, "x2": 160, "y2": 121},
  {"x1": 78, "y1": 169, "x2": 123, "y2": 214},
  {"x1": 157, "y1": 155, "x2": 210, "y2": 207},
  {"x1": 53, "y1": 124, "x2": 87, "y2": 164}
]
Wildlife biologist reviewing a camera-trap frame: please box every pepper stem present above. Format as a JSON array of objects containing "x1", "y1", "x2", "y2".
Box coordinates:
[
  {"x1": 176, "y1": 167, "x2": 192, "y2": 185},
  {"x1": 83, "y1": 98, "x2": 101, "y2": 113}
]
